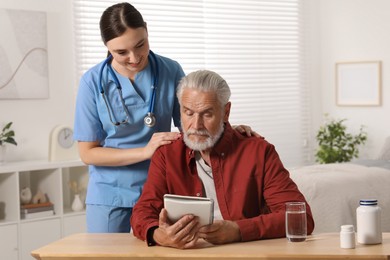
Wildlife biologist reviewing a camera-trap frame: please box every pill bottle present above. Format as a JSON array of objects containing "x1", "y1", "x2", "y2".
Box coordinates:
[
  {"x1": 356, "y1": 199, "x2": 382, "y2": 244},
  {"x1": 340, "y1": 225, "x2": 355, "y2": 249}
]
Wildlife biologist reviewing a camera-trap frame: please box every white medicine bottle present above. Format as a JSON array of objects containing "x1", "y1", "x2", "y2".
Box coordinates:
[
  {"x1": 356, "y1": 199, "x2": 382, "y2": 244},
  {"x1": 340, "y1": 225, "x2": 355, "y2": 249}
]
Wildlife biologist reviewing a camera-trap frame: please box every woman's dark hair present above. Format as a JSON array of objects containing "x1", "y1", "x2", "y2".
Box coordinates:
[{"x1": 99, "y1": 2, "x2": 146, "y2": 45}]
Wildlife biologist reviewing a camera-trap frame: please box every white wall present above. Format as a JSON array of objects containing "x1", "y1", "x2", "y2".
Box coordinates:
[
  {"x1": 0, "y1": 0, "x2": 76, "y2": 162},
  {"x1": 1, "y1": 0, "x2": 389, "y2": 163},
  {"x1": 314, "y1": 0, "x2": 390, "y2": 159}
]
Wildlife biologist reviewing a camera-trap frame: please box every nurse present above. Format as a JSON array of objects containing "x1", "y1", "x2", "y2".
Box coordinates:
[{"x1": 74, "y1": 2, "x2": 257, "y2": 233}]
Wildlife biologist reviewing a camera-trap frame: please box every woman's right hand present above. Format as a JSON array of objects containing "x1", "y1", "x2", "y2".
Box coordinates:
[
  {"x1": 143, "y1": 132, "x2": 181, "y2": 159},
  {"x1": 78, "y1": 132, "x2": 180, "y2": 167}
]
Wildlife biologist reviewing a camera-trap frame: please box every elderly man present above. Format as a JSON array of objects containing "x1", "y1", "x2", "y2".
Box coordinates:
[{"x1": 131, "y1": 70, "x2": 314, "y2": 249}]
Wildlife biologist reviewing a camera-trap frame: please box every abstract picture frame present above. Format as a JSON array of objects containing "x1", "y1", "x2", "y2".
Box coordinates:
[
  {"x1": 336, "y1": 61, "x2": 381, "y2": 106},
  {"x1": 0, "y1": 8, "x2": 49, "y2": 99}
]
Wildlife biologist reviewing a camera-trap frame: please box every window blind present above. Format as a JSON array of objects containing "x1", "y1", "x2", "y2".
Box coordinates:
[{"x1": 72, "y1": 0, "x2": 310, "y2": 167}]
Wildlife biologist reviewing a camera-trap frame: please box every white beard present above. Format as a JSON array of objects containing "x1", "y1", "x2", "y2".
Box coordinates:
[{"x1": 182, "y1": 122, "x2": 225, "y2": 151}]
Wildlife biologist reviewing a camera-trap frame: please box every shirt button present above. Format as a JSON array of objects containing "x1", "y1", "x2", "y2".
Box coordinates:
[
  {"x1": 221, "y1": 153, "x2": 225, "y2": 157},
  {"x1": 196, "y1": 193, "x2": 201, "y2": 197}
]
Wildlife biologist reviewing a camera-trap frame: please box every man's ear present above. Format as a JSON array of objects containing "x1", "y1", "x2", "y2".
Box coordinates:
[{"x1": 224, "y1": 102, "x2": 231, "y2": 122}]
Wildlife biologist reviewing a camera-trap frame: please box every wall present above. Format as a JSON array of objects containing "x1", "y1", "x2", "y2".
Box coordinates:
[
  {"x1": 315, "y1": 0, "x2": 390, "y2": 159},
  {"x1": 1, "y1": 0, "x2": 388, "y2": 163},
  {"x1": 0, "y1": 0, "x2": 76, "y2": 162}
]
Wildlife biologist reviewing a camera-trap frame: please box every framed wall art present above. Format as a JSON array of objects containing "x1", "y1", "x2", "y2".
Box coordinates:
[
  {"x1": 336, "y1": 61, "x2": 381, "y2": 106},
  {"x1": 0, "y1": 9, "x2": 48, "y2": 99}
]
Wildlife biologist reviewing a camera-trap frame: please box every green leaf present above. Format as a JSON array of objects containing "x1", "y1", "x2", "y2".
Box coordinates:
[
  {"x1": 4, "y1": 130, "x2": 15, "y2": 138},
  {"x1": 5, "y1": 138, "x2": 17, "y2": 146},
  {"x1": 2, "y1": 122, "x2": 12, "y2": 132},
  {"x1": 1, "y1": 122, "x2": 17, "y2": 146}
]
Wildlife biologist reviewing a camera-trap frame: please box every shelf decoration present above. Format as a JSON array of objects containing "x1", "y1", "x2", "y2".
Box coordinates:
[
  {"x1": 32, "y1": 189, "x2": 48, "y2": 204},
  {"x1": 20, "y1": 187, "x2": 32, "y2": 205},
  {"x1": 0, "y1": 121, "x2": 17, "y2": 164},
  {"x1": 72, "y1": 194, "x2": 84, "y2": 212},
  {"x1": 21, "y1": 190, "x2": 54, "y2": 219},
  {"x1": 20, "y1": 201, "x2": 55, "y2": 219},
  {"x1": 49, "y1": 125, "x2": 79, "y2": 161},
  {"x1": 68, "y1": 180, "x2": 85, "y2": 212},
  {"x1": 336, "y1": 61, "x2": 382, "y2": 106}
]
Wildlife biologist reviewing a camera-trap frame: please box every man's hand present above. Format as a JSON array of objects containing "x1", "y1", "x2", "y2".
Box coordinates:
[
  {"x1": 197, "y1": 220, "x2": 241, "y2": 245},
  {"x1": 153, "y1": 208, "x2": 200, "y2": 249}
]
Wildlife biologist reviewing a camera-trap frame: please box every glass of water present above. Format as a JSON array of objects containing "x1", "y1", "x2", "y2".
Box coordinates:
[{"x1": 285, "y1": 202, "x2": 307, "y2": 242}]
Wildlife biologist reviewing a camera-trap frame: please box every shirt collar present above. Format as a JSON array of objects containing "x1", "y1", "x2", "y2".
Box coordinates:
[{"x1": 184, "y1": 122, "x2": 234, "y2": 163}]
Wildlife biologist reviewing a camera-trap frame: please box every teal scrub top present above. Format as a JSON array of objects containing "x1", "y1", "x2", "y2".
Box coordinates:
[{"x1": 73, "y1": 52, "x2": 185, "y2": 207}]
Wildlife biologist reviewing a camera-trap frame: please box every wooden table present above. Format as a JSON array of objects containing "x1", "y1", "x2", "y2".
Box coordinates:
[{"x1": 31, "y1": 232, "x2": 390, "y2": 260}]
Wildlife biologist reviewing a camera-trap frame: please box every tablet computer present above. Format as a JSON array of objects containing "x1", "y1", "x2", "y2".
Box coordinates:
[{"x1": 163, "y1": 194, "x2": 214, "y2": 227}]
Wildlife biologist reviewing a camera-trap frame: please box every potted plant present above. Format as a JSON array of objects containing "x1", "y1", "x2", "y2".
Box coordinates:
[
  {"x1": 315, "y1": 116, "x2": 367, "y2": 164},
  {"x1": 0, "y1": 122, "x2": 17, "y2": 163}
]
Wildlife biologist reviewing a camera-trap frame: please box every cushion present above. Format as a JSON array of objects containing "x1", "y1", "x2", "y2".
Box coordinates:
[{"x1": 377, "y1": 136, "x2": 390, "y2": 161}]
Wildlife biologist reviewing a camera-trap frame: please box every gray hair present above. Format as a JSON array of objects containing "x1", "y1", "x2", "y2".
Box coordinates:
[{"x1": 177, "y1": 70, "x2": 231, "y2": 107}]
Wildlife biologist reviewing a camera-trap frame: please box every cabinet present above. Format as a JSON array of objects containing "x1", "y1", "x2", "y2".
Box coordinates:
[{"x1": 0, "y1": 160, "x2": 88, "y2": 260}]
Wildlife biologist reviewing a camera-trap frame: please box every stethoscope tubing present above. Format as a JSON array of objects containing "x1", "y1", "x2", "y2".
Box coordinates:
[
  {"x1": 148, "y1": 51, "x2": 158, "y2": 115},
  {"x1": 98, "y1": 50, "x2": 158, "y2": 126}
]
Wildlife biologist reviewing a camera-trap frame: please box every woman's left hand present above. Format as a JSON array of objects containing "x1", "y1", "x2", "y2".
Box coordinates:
[{"x1": 233, "y1": 125, "x2": 262, "y2": 138}]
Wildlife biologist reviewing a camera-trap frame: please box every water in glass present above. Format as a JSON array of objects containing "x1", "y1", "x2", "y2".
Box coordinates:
[{"x1": 286, "y1": 202, "x2": 307, "y2": 242}]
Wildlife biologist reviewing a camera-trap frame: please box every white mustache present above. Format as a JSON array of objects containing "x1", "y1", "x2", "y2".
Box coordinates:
[{"x1": 186, "y1": 129, "x2": 210, "y2": 137}]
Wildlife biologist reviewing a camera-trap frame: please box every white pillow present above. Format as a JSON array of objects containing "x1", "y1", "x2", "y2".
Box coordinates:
[{"x1": 377, "y1": 136, "x2": 390, "y2": 161}]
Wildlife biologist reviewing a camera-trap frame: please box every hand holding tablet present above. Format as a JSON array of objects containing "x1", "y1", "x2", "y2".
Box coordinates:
[{"x1": 163, "y1": 194, "x2": 214, "y2": 227}]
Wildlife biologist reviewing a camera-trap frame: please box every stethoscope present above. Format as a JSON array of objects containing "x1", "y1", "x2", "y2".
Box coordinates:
[{"x1": 98, "y1": 50, "x2": 159, "y2": 127}]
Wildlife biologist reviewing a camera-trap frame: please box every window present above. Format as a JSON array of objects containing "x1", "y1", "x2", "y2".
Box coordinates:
[{"x1": 73, "y1": 0, "x2": 309, "y2": 167}]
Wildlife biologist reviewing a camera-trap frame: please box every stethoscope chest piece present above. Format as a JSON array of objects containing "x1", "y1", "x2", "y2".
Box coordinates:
[{"x1": 144, "y1": 112, "x2": 156, "y2": 128}]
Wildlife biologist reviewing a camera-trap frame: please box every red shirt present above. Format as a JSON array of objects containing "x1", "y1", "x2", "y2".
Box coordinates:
[{"x1": 131, "y1": 123, "x2": 314, "y2": 243}]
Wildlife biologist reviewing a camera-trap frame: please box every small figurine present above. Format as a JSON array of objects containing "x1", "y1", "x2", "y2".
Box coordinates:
[
  {"x1": 32, "y1": 189, "x2": 47, "y2": 204},
  {"x1": 20, "y1": 187, "x2": 32, "y2": 205}
]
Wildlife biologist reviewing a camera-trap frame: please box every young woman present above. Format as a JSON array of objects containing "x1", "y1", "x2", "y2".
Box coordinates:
[{"x1": 74, "y1": 2, "x2": 256, "y2": 233}]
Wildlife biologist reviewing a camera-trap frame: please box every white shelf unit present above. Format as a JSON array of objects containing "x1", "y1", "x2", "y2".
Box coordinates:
[{"x1": 0, "y1": 160, "x2": 88, "y2": 260}]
